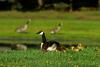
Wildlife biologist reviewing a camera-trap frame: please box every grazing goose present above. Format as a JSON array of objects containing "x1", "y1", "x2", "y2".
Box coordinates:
[
  {"x1": 16, "y1": 19, "x2": 31, "y2": 33},
  {"x1": 71, "y1": 43, "x2": 85, "y2": 52},
  {"x1": 11, "y1": 43, "x2": 27, "y2": 51},
  {"x1": 37, "y1": 31, "x2": 66, "y2": 52},
  {"x1": 50, "y1": 23, "x2": 62, "y2": 34}
]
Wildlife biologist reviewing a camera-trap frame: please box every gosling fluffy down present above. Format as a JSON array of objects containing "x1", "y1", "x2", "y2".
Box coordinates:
[{"x1": 71, "y1": 43, "x2": 86, "y2": 52}]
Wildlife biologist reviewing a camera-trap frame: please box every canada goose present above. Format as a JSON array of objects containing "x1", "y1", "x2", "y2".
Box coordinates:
[
  {"x1": 71, "y1": 43, "x2": 85, "y2": 52},
  {"x1": 50, "y1": 23, "x2": 62, "y2": 34},
  {"x1": 16, "y1": 19, "x2": 31, "y2": 33},
  {"x1": 37, "y1": 31, "x2": 66, "y2": 52},
  {"x1": 11, "y1": 43, "x2": 27, "y2": 51}
]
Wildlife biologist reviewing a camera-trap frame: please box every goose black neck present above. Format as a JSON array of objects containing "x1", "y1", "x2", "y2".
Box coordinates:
[{"x1": 42, "y1": 33, "x2": 47, "y2": 43}]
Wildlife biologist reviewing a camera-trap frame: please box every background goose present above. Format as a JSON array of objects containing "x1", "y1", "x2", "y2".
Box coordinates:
[
  {"x1": 16, "y1": 19, "x2": 31, "y2": 33},
  {"x1": 11, "y1": 43, "x2": 27, "y2": 51},
  {"x1": 50, "y1": 23, "x2": 62, "y2": 34},
  {"x1": 37, "y1": 31, "x2": 66, "y2": 52}
]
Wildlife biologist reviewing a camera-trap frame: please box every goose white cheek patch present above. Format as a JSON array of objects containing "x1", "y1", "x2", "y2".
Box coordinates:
[{"x1": 39, "y1": 32, "x2": 44, "y2": 35}]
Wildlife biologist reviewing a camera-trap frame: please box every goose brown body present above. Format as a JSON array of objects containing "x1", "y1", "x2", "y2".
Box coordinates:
[
  {"x1": 50, "y1": 23, "x2": 62, "y2": 34},
  {"x1": 16, "y1": 19, "x2": 31, "y2": 33},
  {"x1": 11, "y1": 44, "x2": 27, "y2": 51}
]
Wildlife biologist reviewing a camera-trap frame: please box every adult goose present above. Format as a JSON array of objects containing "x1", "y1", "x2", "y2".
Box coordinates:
[
  {"x1": 50, "y1": 23, "x2": 62, "y2": 34},
  {"x1": 16, "y1": 19, "x2": 31, "y2": 33},
  {"x1": 37, "y1": 31, "x2": 66, "y2": 52},
  {"x1": 11, "y1": 43, "x2": 27, "y2": 51}
]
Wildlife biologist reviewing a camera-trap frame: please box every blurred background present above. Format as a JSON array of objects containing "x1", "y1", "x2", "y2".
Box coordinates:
[{"x1": 0, "y1": 0, "x2": 99, "y2": 11}]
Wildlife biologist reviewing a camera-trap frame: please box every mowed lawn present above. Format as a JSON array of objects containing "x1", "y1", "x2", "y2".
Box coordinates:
[{"x1": 0, "y1": 11, "x2": 100, "y2": 66}]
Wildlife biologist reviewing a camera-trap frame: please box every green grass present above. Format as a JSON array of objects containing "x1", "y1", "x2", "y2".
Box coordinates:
[
  {"x1": 0, "y1": 18, "x2": 100, "y2": 46},
  {"x1": 0, "y1": 11, "x2": 100, "y2": 66},
  {"x1": 0, "y1": 47, "x2": 99, "y2": 67}
]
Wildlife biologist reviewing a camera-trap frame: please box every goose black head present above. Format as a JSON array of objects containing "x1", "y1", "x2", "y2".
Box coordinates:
[
  {"x1": 58, "y1": 23, "x2": 61, "y2": 26},
  {"x1": 36, "y1": 31, "x2": 44, "y2": 35},
  {"x1": 58, "y1": 23, "x2": 63, "y2": 26}
]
